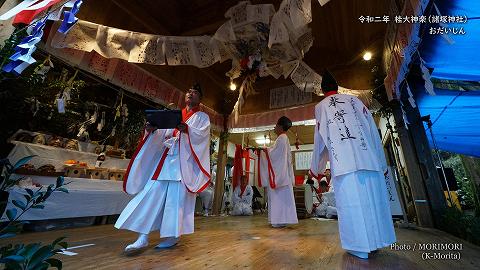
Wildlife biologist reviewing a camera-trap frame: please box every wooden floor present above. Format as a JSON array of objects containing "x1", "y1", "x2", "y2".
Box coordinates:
[{"x1": 2, "y1": 215, "x2": 480, "y2": 270}]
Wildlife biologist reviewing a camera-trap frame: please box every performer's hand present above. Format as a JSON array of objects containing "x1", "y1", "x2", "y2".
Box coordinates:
[
  {"x1": 145, "y1": 122, "x2": 157, "y2": 132},
  {"x1": 177, "y1": 122, "x2": 188, "y2": 132}
]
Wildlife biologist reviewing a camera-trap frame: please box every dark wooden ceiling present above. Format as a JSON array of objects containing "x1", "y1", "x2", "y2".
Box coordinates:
[{"x1": 78, "y1": 0, "x2": 389, "y2": 115}]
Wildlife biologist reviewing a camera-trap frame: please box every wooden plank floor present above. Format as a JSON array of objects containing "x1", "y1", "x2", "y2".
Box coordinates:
[{"x1": 2, "y1": 215, "x2": 480, "y2": 270}]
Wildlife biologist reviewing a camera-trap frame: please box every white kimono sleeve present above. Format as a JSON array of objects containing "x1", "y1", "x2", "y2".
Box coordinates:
[
  {"x1": 310, "y1": 105, "x2": 329, "y2": 179},
  {"x1": 267, "y1": 134, "x2": 294, "y2": 187},
  {"x1": 123, "y1": 129, "x2": 167, "y2": 194},
  {"x1": 179, "y1": 112, "x2": 211, "y2": 193}
]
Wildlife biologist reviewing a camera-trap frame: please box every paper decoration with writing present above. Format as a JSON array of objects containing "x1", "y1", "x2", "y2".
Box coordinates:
[
  {"x1": 295, "y1": 151, "x2": 313, "y2": 170},
  {"x1": 265, "y1": 63, "x2": 283, "y2": 79},
  {"x1": 133, "y1": 72, "x2": 147, "y2": 96},
  {"x1": 290, "y1": 61, "x2": 322, "y2": 93},
  {"x1": 278, "y1": 0, "x2": 293, "y2": 25},
  {"x1": 232, "y1": 22, "x2": 269, "y2": 55},
  {"x1": 293, "y1": 27, "x2": 313, "y2": 57},
  {"x1": 268, "y1": 13, "x2": 289, "y2": 47},
  {"x1": 266, "y1": 60, "x2": 299, "y2": 79},
  {"x1": 225, "y1": 1, "x2": 249, "y2": 28},
  {"x1": 128, "y1": 33, "x2": 165, "y2": 65},
  {"x1": 270, "y1": 84, "x2": 312, "y2": 109},
  {"x1": 164, "y1": 37, "x2": 195, "y2": 66},
  {"x1": 51, "y1": 20, "x2": 98, "y2": 52},
  {"x1": 289, "y1": 0, "x2": 312, "y2": 30},
  {"x1": 95, "y1": 25, "x2": 132, "y2": 60},
  {"x1": 191, "y1": 37, "x2": 221, "y2": 68},
  {"x1": 81, "y1": 51, "x2": 111, "y2": 80},
  {"x1": 212, "y1": 40, "x2": 235, "y2": 63},
  {"x1": 246, "y1": 4, "x2": 275, "y2": 25},
  {"x1": 385, "y1": 166, "x2": 403, "y2": 216},
  {"x1": 111, "y1": 61, "x2": 139, "y2": 92},
  {"x1": 213, "y1": 21, "x2": 236, "y2": 42},
  {"x1": 267, "y1": 42, "x2": 298, "y2": 64},
  {"x1": 281, "y1": 60, "x2": 300, "y2": 78},
  {"x1": 142, "y1": 76, "x2": 160, "y2": 100}
]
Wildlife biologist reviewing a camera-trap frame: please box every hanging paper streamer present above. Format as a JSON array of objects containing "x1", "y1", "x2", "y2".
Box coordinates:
[
  {"x1": 318, "y1": 0, "x2": 331, "y2": 6},
  {"x1": 433, "y1": 3, "x2": 455, "y2": 45},
  {"x1": 97, "y1": 111, "x2": 106, "y2": 131},
  {"x1": 33, "y1": 56, "x2": 54, "y2": 82},
  {"x1": 12, "y1": 0, "x2": 66, "y2": 25},
  {"x1": 400, "y1": 101, "x2": 410, "y2": 130},
  {"x1": 405, "y1": 82, "x2": 417, "y2": 108},
  {"x1": 58, "y1": 0, "x2": 82, "y2": 34},
  {"x1": 420, "y1": 58, "x2": 435, "y2": 96},
  {"x1": 2, "y1": 17, "x2": 47, "y2": 75},
  {"x1": 57, "y1": 98, "x2": 66, "y2": 113},
  {"x1": 0, "y1": 0, "x2": 37, "y2": 20}
]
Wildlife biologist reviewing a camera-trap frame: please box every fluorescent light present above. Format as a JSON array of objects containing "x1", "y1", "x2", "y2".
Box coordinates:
[
  {"x1": 363, "y1": 51, "x2": 372, "y2": 61},
  {"x1": 255, "y1": 138, "x2": 270, "y2": 145}
]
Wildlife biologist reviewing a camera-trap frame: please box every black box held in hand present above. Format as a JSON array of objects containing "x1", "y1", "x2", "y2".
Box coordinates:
[{"x1": 145, "y1": 109, "x2": 182, "y2": 129}]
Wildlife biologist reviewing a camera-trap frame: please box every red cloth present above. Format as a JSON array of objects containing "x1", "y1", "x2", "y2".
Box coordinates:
[
  {"x1": 172, "y1": 106, "x2": 199, "y2": 136},
  {"x1": 232, "y1": 145, "x2": 243, "y2": 191},
  {"x1": 13, "y1": 0, "x2": 63, "y2": 25},
  {"x1": 324, "y1": 91, "x2": 338, "y2": 97},
  {"x1": 294, "y1": 175, "x2": 304, "y2": 186}
]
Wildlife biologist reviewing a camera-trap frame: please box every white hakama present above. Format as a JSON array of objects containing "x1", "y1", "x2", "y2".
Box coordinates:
[
  {"x1": 116, "y1": 108, "x2": 211, "y2": 239},
  {"x1": 310, "y1": 93, "x2": 397, "y2": 253},
  {"x1": 115, "y1": 143, "x2": 196, "y2": 237},
  {"x1": 115, "y1": 180, "x2": 196, "y2": 237},
  {"x1": 334, "y1": 170, "x2": 396, "y2": 252},
  {"x1": 232, "y1": 185, "x2": 253, "y2": 216},
  {"x1": 267, "y1": 184, "x2": 298, "y2": 224},
  {"x1": 258, "y1": 134, "x2": 298, "y2": 225}
]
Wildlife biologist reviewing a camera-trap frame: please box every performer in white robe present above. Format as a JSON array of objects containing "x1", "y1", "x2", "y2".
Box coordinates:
[
  {"x1": 115, "y1": 83, "x2": 211, "y2": 252},
  {"x1": 309, "y1": 70, "x2": 396, "y2": 259},
  {"x1": 232, "y1": 175, "x2": 253, "y2": 216},
  {"x1": 258, "y1": 116, "x2": 298, "y2": 227},
  {"x1": 199, "y1": 182, "x2": 214, "y2": 216}
]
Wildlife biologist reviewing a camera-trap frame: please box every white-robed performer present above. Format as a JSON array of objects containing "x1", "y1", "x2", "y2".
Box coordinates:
[
  {"x1": 199, "y1": 181, "x2": 214, "y2": 216},
  {"x1": 309, "y1": 70, "x2": 396, "y2": 259},
  {"x1": 232, "y1": 175, "x2": 253, "y2": 216},
  {"x1": 258, "y1": 116, "x2": 298, "y2": 227},
  {"x1": 115, "y1": 83, "x2": 211, "y2": 252}
]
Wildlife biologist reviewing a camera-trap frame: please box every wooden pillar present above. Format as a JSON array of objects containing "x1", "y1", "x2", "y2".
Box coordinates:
[
  {"x1": 212, "y1": 131, "x2": 227, "y2": 215},
  {"x1": 212, "y1": 113, "x2": 229, "y2": 216},
  {"x1": 392, "y1": 104, "x2": 435, "y2": 227},
  {"x1": 403, "y1": 103, "x2": 447, "y2": 227}
]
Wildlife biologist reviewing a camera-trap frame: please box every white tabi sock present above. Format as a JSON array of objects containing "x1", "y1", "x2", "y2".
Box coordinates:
[
  {"x1": 347, "y1": 250, "x2": 369, "y2": 259},
  {"x1": 125, "y1": 233, "x2": 149, "y2": 252},
  {"x1": 155, "y1": 237, "x2": 179, "y2": 249}
]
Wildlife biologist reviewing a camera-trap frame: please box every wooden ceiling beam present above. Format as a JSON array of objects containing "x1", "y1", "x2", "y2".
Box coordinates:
[
  {"x1": 111, "y1": 0, "x2": 172, "y2": 35},
  {"x1": 180, "y1": 20, "x2": 227, "y2": 36}
]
